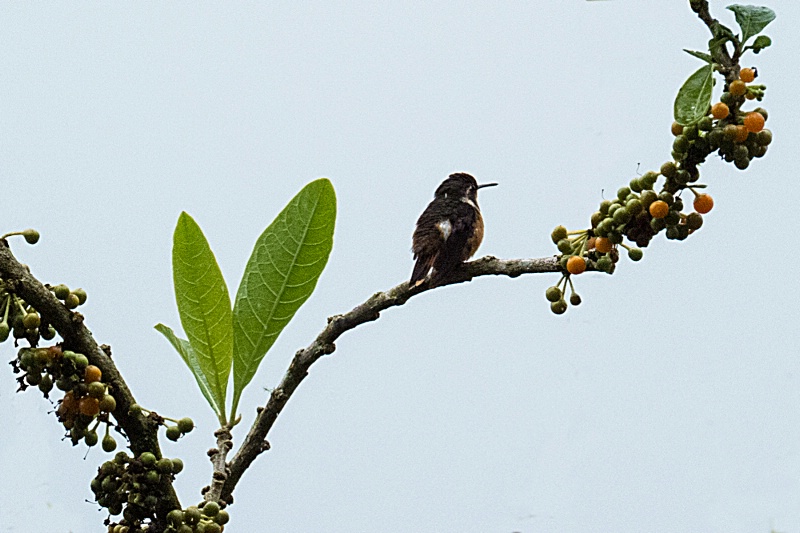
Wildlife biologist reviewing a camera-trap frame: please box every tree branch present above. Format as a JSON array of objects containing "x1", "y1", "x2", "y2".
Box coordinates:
[
  {"x1": 217, "y1": 254, "x2": 564, "y2": 501},
  {"x1": 0, "y1": 239, "x2": 181, "y2": 518}
]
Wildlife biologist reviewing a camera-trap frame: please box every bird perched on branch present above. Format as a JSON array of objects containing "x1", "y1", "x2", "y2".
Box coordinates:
[{"x1": 410, "y1": 173, "x2": 497, "y2": 287}]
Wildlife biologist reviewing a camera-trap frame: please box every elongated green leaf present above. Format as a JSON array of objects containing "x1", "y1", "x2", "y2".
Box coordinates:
[
  {"x1": 231, "y1": 178, "x2": 336, "y2": 417},
  {"x1": 172, "y1": 212, "x2": 233, "y2": 421},
  {"x1": 683, "y1": 49, "x2": 712, "y2": 63},
  {"x1": 155, "y1": 323, "x2": 223, "y2": 420},
  {"x1": 727, "y1": 5, "x2": 775, "y2": 44},
  {"x1": 674, "y1": 64, "x2": 714, "y2": 126}
]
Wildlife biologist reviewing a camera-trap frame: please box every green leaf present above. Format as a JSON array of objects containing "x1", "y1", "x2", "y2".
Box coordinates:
[
  {"x1": 683, "y1": 49, "x2": 713, "y2": 63},
  {"x1": 674, "y1": 64, "x2": 714, "y2": 126},
  {"x1": 172, "y1": 212, "x2": 233, "y2": 421},
  {"x1": 230, "y1": 178, "x2": 336, "y2": 418},
  {"x1": 749, "y1": 34, "x2": 772, "y2": 53},
  {"x1": 155, "y1": 323, "x2": 224, "y2": 421},
  {"x1": 727, "y1": 4, "x2": 776, "y2": 44}
]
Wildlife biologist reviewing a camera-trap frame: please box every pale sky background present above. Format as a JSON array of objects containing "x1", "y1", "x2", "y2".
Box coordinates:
[{"x1": 2, "y1": 2, "x2": 799, "y2": 532}]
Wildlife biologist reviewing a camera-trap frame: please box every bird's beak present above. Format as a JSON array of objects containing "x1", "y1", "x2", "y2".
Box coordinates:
[{"x1": 477, "y1": 182, "x2": 498, "y2": 189}]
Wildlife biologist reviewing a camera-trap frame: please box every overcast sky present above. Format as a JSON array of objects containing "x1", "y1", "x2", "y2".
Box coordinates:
[{"x1": 2, "y1": 2, "x2": 799, "y2": 532}]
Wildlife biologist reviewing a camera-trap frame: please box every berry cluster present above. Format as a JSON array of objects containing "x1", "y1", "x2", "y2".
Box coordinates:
[
  {"x1": 547, "y1": 65, "x2": 771, "y2": 314},
  {"x1": 0, "y1": 283, "x2": 86, "y2": 347},
  {"x1": 93, "y1": 451, "x2": 185, "y2": 532},
  {"x1": 163, "y1": 501, "x2": 230, "y2": 533},
  {"x1": 13, "y1": 346, "x2": 120, "y2": 448}
]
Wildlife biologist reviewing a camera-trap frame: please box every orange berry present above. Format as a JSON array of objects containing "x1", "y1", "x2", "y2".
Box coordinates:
[
  {"x1": 566, "y1": 256, "x2": 587, "y2": 275},
  {"x1": 84, "y1": 364, "x2": 102, "y2": 383},
  {"x1": 743, "y1": 111, "x2": 765, "y2": 133},
  {"x1": 745, "y1": 92, "x2": 756, "y2": 100},
  {"x1": 595, "y1": 237, "x2": 613, "y2": 254},
  {"x1": 671, "y1": 122, "x2": 684, "y2": 136},
  {"x1": 693, "y1": 194, "x2": 714, "y2": 214},
  {"x1": 79, "y1": 396, "x2": 100, "y2": 417},
  {"x1": 739, "y1": 67, "x2": 756, "y2": 83},
  {"x1": 649, "y1": 200, "x2": 669, "y2": 219},
  {"x1": 729, "y1": 80, "x2": 747, "y2": 97},
  {"x1": 711, "y1": 102, "x2": 729, "y2": 120},
  {"x1": 733, "y1": 125, "x2": 749, "y2": 143},
  {"x1": 58, "y1": 391, "x2": 78, "y2": 417}
]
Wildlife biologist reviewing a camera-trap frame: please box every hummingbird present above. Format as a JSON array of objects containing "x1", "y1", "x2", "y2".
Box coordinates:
[{"x1": 410, "y1": 173, "x2": 497, "y2": 287}]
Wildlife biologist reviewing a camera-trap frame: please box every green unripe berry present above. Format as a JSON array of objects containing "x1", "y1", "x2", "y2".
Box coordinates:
[
  {"x1": 22, "y1": 312, "x2": 40, "y2": 329},
  {"x1": 612, "y1": 207, "x2": 631, "y2": 225},
  {"x1": 686, "y1": 212, "x2": 703, "y2": 230},
  {"x1": 145, "y1": 470, "x2": 161, "y2": 485},
  {"x1": 569, "y1": 293, "x2": 582, "y2": 306},
  {"x1": 38, "y1": 374, "x2": 54, "y2": 394},
  {"x1": 557, "y1": 239, "x2": 572, "y2": 254},
  {"x1": 88, "y1": 381, "x2": 106, "y2": 399},
  {"x1": 626, "y1": 199, "x2": 643, "y2": 216},
  {"x1": 629, "y1": 178, "x2": 643, "y2": 193},
  {"x1": 185, "y1": 506, "x2": 202, "y2": 525},
  {"x1": 666, "y1": 226, "x2": 680, "y2": 240},
  {"x1": 75, "y1": 353, "x2": 89, "y2": 368},
  {"x1": 22, "y1": 229, "x2": 40, "y2": 245},
  {"x1": 698, "y1": 116, "x2": 713, "y2": 131},
  {"x1": 641, "y1": 171, "x2": 658, "y2": 189},
  {"x1": 590, "y1": 211, "x2": 604, "y2": 228},
  {"x1": 0, "y1": 323, "x2": 9, "y2": 342},
  {"x1": 202, "y1": 501, "x2": 220, "y2": 517},
  {"x1": 167, "y1": 509, "x2": 185, "y2": 526},
  {"x1": 84, "y1": 430, "x2": 99, "y2": 447},
  {"x1": 660, "y1": 161, "x2": 677, "y2": 178},
  {"x1": 657, "y1": 192, "x2": 675, "y2": 206},
  {"x1": 102, "y1": 434, "x2": 117, "y2": 452},
  {"x1": 204, "y1": 523, "x2": 222, "y2": 533},
  {"x1": 550, "y1": 225, "x2": 568, "y2": 244},
  {"x1": 26, "y1": 371, "x2": 43, "y2": 386},
  {"x1": 617, "y1": 187, "x2": 631, "y2": 201},
  {"x1": 99, "y1": 394, "x2": 117, "y2": 413},
  {"x1": 754, "y1": 107, "x2": 768, "y2": 121},
  {"x1": 140, "y1": 452, "x2": 157, "y2": 467},
  {"x1": 41, "y1": 325, "x2": 56, "y2": 340},
  {"x1": 756, "y1": 129, "x2": 772, "y2": 146},
  {"x1": 178, "y1": 417, "x2": 195, "y2": 434},
  {"x1": 114, "y1": 451, "x2": 129, "y2": 465},
  {"x1": 672, "y1": 135, "x2": 689, "y2": 153},
  {"x1": 599, "y1": 200, "x2": 612, "y2": 215},
  {"x1": 214, "y1": 510, "x2": 230, "y2": 525},
  {"x1": 53, "y1": 284, "x2": 70, "y2": 300},
  {"x1": 596, "y1": 256, "x2": 613, "y2": 273},
  {"x1": 545, "y1": 286, "x2": 562, "y2": 303},
  {"x1": 64, "y1": 293, "x2": 80, "y2": 309},
  {"x1": 177, "y1": 525, "x2": 193, "y2": 533},
  {"x1": 608, "y1": 232, "x2": 623, "y2": 245},
  {"x1": 171, "y1": 458, "x2": 184, "y2": 474},
  {"x1": 720, "y1": 91, "x2": 735, "y2": 105},
  {"x1": 734, "y1": 157, "x2": 750, "y2": 170},
  {"x1": 627, "y1": 248, "x2": 643, "y2": 261},
  {"x1": 550, "y1": 299, "x2": 567, "y2": 315},
  {"x1": 166, "y1": 425, "x2": 182, "y2": 441},
  {"x1": 664, "y1": 211, "x2": 681, "y2": 226},
  {"x1": 157, "y1": 458, "x2": 174, "y2": 474},
  {"x1": 34, "y1": 348, "x2": 51, "y2": 366},
  {"x1": 128, "y1": 403, "x2": 143, "y2": 416},
  {"x1": 72, "y1": 288, "x2": 88, "y2": 305}
]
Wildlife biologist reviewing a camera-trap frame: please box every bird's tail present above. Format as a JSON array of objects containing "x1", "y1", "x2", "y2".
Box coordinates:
[{"x1": 409, "y1": 254, "x2": 435, "y2": 287}]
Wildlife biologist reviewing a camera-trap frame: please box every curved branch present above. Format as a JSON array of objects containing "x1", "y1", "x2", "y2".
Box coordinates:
[
  {"x1": 0, "y1": 240, "x2": 181, "y2": 517},
  {"x1": 217, "y1": 254, "x2": 565, "y2": 501}
]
